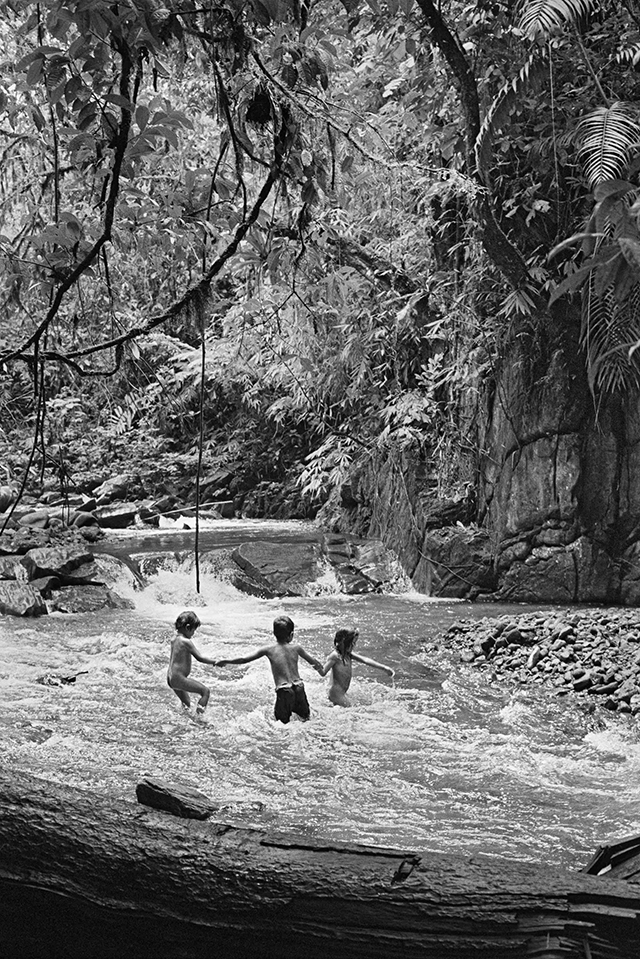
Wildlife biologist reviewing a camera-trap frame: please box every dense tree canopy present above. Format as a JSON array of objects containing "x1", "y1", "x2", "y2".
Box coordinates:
[{"x1": 1, "y1": 0, "x2": 639, "y2": 507}]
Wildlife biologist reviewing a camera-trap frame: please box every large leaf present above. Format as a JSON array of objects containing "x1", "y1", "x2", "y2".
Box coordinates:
[
  {"x1": 517, "y1": 0, "x2": 599, "y2": 39},
  {"x1": 581, "y1": 274, "x2": 640, "y2": 393},
  {"x1": 474, "y1": 54, "x2": 548, "y2": 185},
  {"x1": 577, "y1": 103, "x2": 640, "y2": 189}
]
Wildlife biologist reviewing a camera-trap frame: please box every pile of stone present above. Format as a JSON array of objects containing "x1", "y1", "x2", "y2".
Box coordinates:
[
  {"x1": 444, "y1": 608, "x2": 640, "y2": 714},
  {"x1": 0, "y1": 471, "x2": 238, "y2": 536},
  {"x1": 0, "y1": 525, "x2": 136, "y2": 616}
]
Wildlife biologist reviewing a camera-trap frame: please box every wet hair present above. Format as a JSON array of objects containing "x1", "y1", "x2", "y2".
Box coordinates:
[
  {"x1": 175, "y1": 610, "x2": 201, "y2": 631},
  {"x1": 273, "y1": 615, "x2": 294, "y2": 641},
  {"x1": 334, "y1": 627, "x2": 358, "y2": 663}
]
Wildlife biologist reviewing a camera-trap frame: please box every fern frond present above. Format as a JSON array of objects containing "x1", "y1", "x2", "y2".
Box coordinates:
[
  {"x1": 582, "y1": 275, "x2": 640, "y2": 393},
  {"x1": 106, "y1": 405, "x2": 135, "y2": 436},
  {"x1": 577, "y1": 103, "x2": 640, "y2": 189},
  {"x1": 517, "y1": 0, "x2": 598, "y2": 39},
  {"x1": 616, "y1": 43, "x2": 640, "y2": 68},
  {"x1": 475, "y1": 53, "x2": 548, "y2": 184}
]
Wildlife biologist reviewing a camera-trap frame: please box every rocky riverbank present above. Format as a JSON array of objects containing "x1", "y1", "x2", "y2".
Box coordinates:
[
  {"x1": 443, "y1": 608, "x2": 640, "y2": 715},
  {"x1": 0, "y1": 505, "x2": 408, "y2": 615}
]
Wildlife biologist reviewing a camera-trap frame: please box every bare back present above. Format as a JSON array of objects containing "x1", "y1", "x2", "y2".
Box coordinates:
[
  {"x1": 265, "y1": 642, "x2": 306, "y2": 688},
  {"x1": 328, "y1": 652, "x2": 353, "y2": 694}
]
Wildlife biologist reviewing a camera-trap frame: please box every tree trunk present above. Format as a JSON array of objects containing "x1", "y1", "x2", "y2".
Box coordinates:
[{"x1": 2, "y1": 769, "x2": 640, "y2": 959}]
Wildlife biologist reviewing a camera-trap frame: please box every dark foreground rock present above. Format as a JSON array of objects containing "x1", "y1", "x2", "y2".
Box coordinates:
[
  {"x1": 443, "y1": 608, "x2": 640, "y2": 714},
  {"x1": 136, "y1": 778, "x2": 265, "y2": 821},
  {"x1": 2, "y1": 769, "x2": 640, "y2": 959}
]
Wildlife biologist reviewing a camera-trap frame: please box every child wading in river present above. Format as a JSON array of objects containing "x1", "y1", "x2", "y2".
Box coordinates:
[
  {"x1": 320, "y1": 627, "x2": 394, "y2": 707},
  {"x1": 216, "y1": 615, "x2": 323, "y2": 724},
  {"x1": 167, "y1": 610, "x2": 217, "y2": 716}
]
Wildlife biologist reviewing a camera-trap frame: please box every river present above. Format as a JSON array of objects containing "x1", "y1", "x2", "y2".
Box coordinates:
[{"x1": 2, "y1": 519, "x2": 640, "y2": 871}]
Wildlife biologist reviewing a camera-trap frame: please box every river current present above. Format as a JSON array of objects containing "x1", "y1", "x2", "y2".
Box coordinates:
[{"x1": 2, "y1": 519, "x2": 640, "y2": 870}]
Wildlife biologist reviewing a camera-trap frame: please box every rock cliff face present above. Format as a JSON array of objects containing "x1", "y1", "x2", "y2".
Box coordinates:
[{"x1": 319, "y1": 312, "x2": 640, "y2": 606}]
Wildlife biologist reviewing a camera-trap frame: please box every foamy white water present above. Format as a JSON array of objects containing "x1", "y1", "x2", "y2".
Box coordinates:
[{"x1": 2, "y1": 522, "x2": 640, "y2": 869}]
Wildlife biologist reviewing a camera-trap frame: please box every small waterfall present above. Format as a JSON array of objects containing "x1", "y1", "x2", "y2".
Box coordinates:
[{"x1": 3, "y1": 521, "x2": 639, "y2": 871}]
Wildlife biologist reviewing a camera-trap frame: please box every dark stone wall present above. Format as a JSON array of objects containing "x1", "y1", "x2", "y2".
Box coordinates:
[{"x1": 319, "y1": 309, "x2": 640, "y2": 606}]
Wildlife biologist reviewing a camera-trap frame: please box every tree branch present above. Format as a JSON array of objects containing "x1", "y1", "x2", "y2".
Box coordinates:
[
  {"x1": 37, "y1": 167, "x2": 279, "y2": 367},
  {"x1": 0, "y1": 40, "x2": 134, "y2": 364},
  {"x1": 414, "y1": 0, "x2": 532, "y2": 291}
]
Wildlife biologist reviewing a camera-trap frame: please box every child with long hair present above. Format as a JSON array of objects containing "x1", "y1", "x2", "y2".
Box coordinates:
[{"x1": 320, "y1": 627, "x2": 394, "y2": 707}]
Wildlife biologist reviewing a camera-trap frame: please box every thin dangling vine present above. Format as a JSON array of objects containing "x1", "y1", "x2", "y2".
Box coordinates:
[{"x1": 194, "y1": 320, "x2": 206, "y2": 594}]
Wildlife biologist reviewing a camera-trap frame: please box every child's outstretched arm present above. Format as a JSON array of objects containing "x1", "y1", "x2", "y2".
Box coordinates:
[
  {"x1": 352, "y1": 652, "x2": 395, "y2": 677},
  {"x1": 185, "y1": 641, "x2": 218, "y2": 666},
  {"x1": 317, "y1": 650, "x2": 340, "y2": 677},
  {"x1": 216, "y1": 647, "x2": 267, "y2": 667},
  {"x1": 298, "y1": 646, "x2": 325, "y2": 674}
]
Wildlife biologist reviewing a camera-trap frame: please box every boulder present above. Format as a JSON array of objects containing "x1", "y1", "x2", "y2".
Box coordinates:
[
  {"x1": 0, "y1": 485, "x2": 16, "y2": 512},
  {"x1": 17, "y1": 509, "x2": 50, "y2": 529},
  {"x1": 0, "y1": 582, "x2": 47, "y2": 616},
  {"x1": 77, "y1": 524, "x2": 102, "y2": 543},
  {"x1": 70, "y1": 510, "x2": 99, "y2": 528},
  {"x1": 0, "y1": 555, "x2": 19, "y2": 579},
  {"x1": 136, "y1": 778, "x2": 217, "y2": 820},
  {"x1": 19, "y1": 546, "x2": 94, "y2": 581},
  {"x1": 94, "y1": 503, "x2": 138, "y2": 528},
  {"x1": 416, "y1": 526, "x2": 495, "y2": 598},
  {"x1": 333, "y1": 568, "x2": 377, "y2": 594},
  {"x1": 200, "y1": 466, "x2": 236, "y2": 491},
  {"x1": 61, "y1": 561, "x2": 107, "y2": 585},
  {"x1": 352, "y1": 539, "x2": 405, "y2": 588},
  {"x1": 136, "y1": 778, "x2": 267, "y2": 822},
  {"x1": 230, "y1": 567, "x2": 275, "y2": 598},
  {"x1": 231, "y1": 541, "x2": 322, "y2": 596},
  {"x1": 29, "y1": 575, "x2": 62, "y2": 597},
  {"x1": 47, "y1": 585, "x2": 135, "y2": 613},
  {"x1": 137, "y1": 496, "x2": 178, "y2": 523},
  {"x1": 94, "y1": 474, "x2": 140, "y2": 506},
  {"x1": 6, "y1": 527, "x2": 52, "y2": 554}
]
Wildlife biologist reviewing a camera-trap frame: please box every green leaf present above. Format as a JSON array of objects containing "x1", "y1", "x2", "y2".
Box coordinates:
[
  {"x1": 105, "y1": 93, "x2": 133, "y2": 111},
  {"x1": 619, "y1": 237, "x2": 640, "y2": 274},
  {"x1": 518, "y1": 0, "x2": 599, "y2": 39},
  {"x1": 577, "y1": 103, "x2": 640, "y2": 189},
  {"x1": 25, "y1": 58, "x2": 44, "y2": 86},
  {"x1": 136, "y1": 105, "x2": 149, "y2": 131},
  {"x1": 548, "y1": 232, "x2": 605, "y2": 260}
]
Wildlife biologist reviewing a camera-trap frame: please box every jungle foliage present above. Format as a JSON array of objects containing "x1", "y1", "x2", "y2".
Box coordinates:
[{"x1": 0, "y1": 0, "x2": 639, "y2": 511}]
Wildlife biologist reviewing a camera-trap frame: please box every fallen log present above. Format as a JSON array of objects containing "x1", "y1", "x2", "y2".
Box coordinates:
[{"x1": 1, "y1": 769, "x2": 640, "y2": 959}]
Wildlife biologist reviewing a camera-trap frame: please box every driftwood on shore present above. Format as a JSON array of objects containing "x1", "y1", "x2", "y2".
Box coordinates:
[{"x1": 2, "y1": 771, "x2": 640, "y2": 958}]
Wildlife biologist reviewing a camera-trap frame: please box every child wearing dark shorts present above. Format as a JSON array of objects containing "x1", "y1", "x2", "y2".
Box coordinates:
[
  {"x1": 274, "y1": 680, "x2": 311, "y2": 723},
  {"x1": 217, "y1": 616, "x2": 323, "y2": 724}
]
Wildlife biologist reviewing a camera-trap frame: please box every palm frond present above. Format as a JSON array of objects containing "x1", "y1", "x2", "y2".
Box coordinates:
[
  {"x1": 616, "y1": 43, "x2": 640, "y2": 68},
  {"x1": 577, "y1": 103, "x2": 640, "y2": 189},
  {"x1": 517, "y1": 0, "x2": 598, "y2": 39},
  {"x1": 582, "y1": 274, "x2": 640, "y2": 393},
  {"x1": 475, "y1": 53, "x2": 548, "y2": 184}
]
